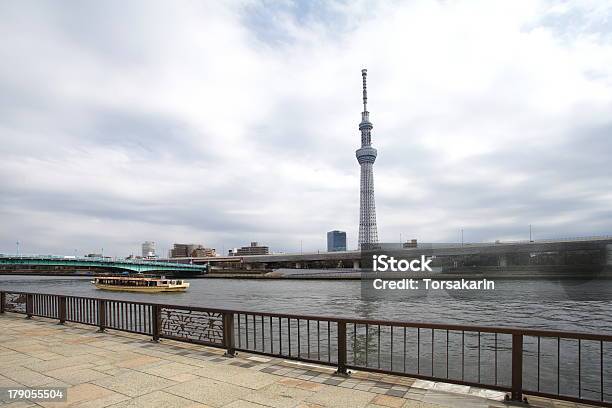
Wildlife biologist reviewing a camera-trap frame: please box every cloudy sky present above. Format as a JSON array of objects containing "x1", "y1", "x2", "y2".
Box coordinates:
[{"x1": 1, "y1": 0, "x2": 612, "y2": 257}]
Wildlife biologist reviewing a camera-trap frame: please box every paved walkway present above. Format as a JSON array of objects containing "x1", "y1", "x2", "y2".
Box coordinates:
[{"x1": 0, "y1": 314, "x2": 594, "y2": 408}]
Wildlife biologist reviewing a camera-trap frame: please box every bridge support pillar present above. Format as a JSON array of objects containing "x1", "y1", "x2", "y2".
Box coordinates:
[{"x1": 353, "y1": 260, "x2": 360, "y2": 270}]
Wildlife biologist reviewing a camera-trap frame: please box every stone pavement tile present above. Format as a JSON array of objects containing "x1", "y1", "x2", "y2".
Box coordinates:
[
  {"x1": 550, "y1": 402, "x2": 577, "y2": 408},
  {"x1": 431, "y1": 383, "x2": 470, "y2": 394},
  {"x1": 278, "y1": 378, "x2": 302, "y2": 387},
  {"x1": 193, "y1": 364, "x2": 277, "y2": 390},
  {"x1": 19, "y1": 328, "x2": 59, "y2": 337},
  {"x1": 526, "y1": 396, "x2": 556, "y2": 408},
  {"x1": 0, "y1": 356, "x2": 43, "y2": 369},
  {"x1": 139, "y1": 362, "x2": 198, "y2": 379},
  {"x1": 95, "y1": 368, "x2": 134, "y2": 377},
  {"x1": 92, "y1": 364, "x2": 118, "y2": 372},
  {"x1": 422, "y1": 392, "x2": 491, "y2": 408},
  {"x1": 467, "y1": 388, "x2": 506, "y2": 400},
  {"x1": 161, "y1": 354, "x2": 219, "y2": 368},
  {"x1": 401, "y1": 401, "x2": 446, "y2": 408},
  {"x1": 100, "y1": 390, "x2": 209, "y2": 408},
  {"x1": 223, "y1": 401, "x2": 268, "y2": 408},
  {"x1": 1, "y1": 340, "x2": 48, "y2": 353},
  {"x1": 412, "y1": 380, "x2": 436, "y2": 390},
  {"x1": 71, "y1": 393, "x2": 131, "y2": 408},
  {"x1": 21, "y1": 350, "x2": 63, "y2": 360},
  {"x1": 93, "y1": 371, "x2": 177, "y2": 397},
  {"x1": 0, "y1": 374, "x2": 23, "y2": 387},
  {"x1": 371, "y1": 395, "x2": 406, "y2": 408},
  {"x1": 242, "y1": 383, "x2": 314, "y2": 408},
  {"x1": 305, "y1": 385, "x2": 375, "y2": 408},
  {"x1": 403, "y1": 391, "x2": 425, "y2": 402},
  {"x1": 168, "y1": 373, "x2": 200, "y2": 383},
  {"x1": 44, "y1": 367, "x2": 110, "y2": 385},
  {"x1": 116, "y1": 355, "x2": 163, "y2": 369},
  {"x1": 165, "y1": 377, "x2": 252, "y2": 407},
  {"x1": 2, "y1": 367, "x2": 66, "y2": 387},
  {"x1": 48, "y1": 345, "x2": 100, "y2": 357},
  {"x1": 88, "y1": 350, "x2": 144, "y2": 363},
  {"x1": 294, "y1": 404, "x2": 325, "y2": 408},
  {"x1": 1, "y1": 402, "x2": 38, "y2": 408},
  {"x1": 354, "y1": 383, "x2": 374, "y2": 391},
  {"x1": 37, "y1": 383, "x2": 128, "y2": 408},
  {"x1": 294, "y1": 380, "x2": 324, "y2": 392}
]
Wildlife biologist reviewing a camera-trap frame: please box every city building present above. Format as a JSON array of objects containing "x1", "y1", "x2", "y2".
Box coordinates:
[
  {"x1": 403, "y1": 239, "x2": 418, "y2": 248},
  {"x1": 356, "y1": 68, "x2": 379, "y2": 247},
  {"x1": 141, "y1": 241, "x2": 156, "y2": 258},
  {"x1": 327, "y1": 230, "x2": 347, "y2": 252},
  {"x1": 170, "y1": 243, "x2": 215, "y2": 258},
  {"x1": 191, "y1": 246, "x2": 216, "y2": 257},
  {"x1": 232, "y1": 242, "x2": 269, "y2": 256}
]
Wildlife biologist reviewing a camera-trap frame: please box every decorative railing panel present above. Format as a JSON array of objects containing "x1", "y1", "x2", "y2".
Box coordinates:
[
  {"x1": 161, "y1": 307, "x2": 224, "y2": 346},
  {"x1": 4, "y1": 293, "x2": 27, "y2": 314}
]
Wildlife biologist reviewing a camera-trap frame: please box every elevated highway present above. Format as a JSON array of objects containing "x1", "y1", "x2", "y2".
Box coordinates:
[{"x1": 162, "y1": 236, "x2": 612, "y2": 273}]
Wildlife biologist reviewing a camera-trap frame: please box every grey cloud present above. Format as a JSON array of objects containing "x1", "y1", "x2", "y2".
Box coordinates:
[{"x1": 1, "y1": 1, "x2": 612, "y2": 256}]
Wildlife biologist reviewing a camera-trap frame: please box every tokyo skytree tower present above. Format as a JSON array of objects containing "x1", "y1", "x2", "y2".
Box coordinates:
[{"x1": 356, "y1": 68, "x2": 379, "y2": 247}]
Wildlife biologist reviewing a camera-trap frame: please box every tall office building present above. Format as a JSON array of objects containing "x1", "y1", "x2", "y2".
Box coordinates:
[
  {"x1": 356, "y1": 68, "x2": 379, "y2": 247},
  {"x1": 141, "y1": 241, "x2": 156, "y2": 258},
  {"x1": 327, "y1": 230, "x2": 347, "y2": 252}
]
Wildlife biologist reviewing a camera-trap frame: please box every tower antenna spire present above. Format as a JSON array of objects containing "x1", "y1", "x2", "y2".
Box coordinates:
[{"x1": 362, "y1": 68, "x2": 368, "y2": 111}]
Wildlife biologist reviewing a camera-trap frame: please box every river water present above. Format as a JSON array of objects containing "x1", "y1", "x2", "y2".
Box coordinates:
[
  {"x1": 1, "y1": 275, "x2": 611, "y2": 400},
  {"x1": 1, "y1": 275, "x2": 610, "y2": 334}
]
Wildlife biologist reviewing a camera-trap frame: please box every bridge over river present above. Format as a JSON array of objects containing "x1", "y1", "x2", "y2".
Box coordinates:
[{"x1": 0, "y1": 255, "x2": 206, "y2": 275}]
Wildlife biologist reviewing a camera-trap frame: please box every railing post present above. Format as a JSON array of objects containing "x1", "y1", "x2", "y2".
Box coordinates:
[
  {"x1": 26, "y1": 293, "x2": 33, "y2": 319},
  {"x1": 58, "y1": 296, "x2": 66, "y2": 324},
  {"x1": 97, "y1": 299, "x2": 106, "y2": 332},
  {"x1": 506, "y1": 333, "x2": 526, "y2": 403},
  {"x1": 152, "y1": 304, "x2": 161, "y2": 342},
  {"x1": 335, "y1": 320, "x2": 348, "y2": 376},
  {"x1": 223, "y1": 312, "x2": 236, "y2": 357},
  {"x1": 0, "y1": 291, "x2": 5, "y2": 314}
]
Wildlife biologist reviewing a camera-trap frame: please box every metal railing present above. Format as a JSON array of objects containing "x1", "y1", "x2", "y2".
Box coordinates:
[{"x1": 1, "y1": 290, "x2": 610, "y2": 407}]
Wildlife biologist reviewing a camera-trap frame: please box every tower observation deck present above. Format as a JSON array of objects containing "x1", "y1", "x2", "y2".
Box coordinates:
[{"x1": 356, "y1": 68, "x2": 379, "y2": 247}]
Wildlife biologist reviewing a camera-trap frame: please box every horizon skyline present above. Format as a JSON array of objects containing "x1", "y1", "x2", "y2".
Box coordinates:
[{"x1": 2, "y1": 1, "x2": 612, "y2": 257}]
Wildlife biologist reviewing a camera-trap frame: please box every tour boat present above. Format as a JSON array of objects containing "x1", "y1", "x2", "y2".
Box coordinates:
[{"x1": 92, "y1": 275, "x2": 190, "y2": 293}]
